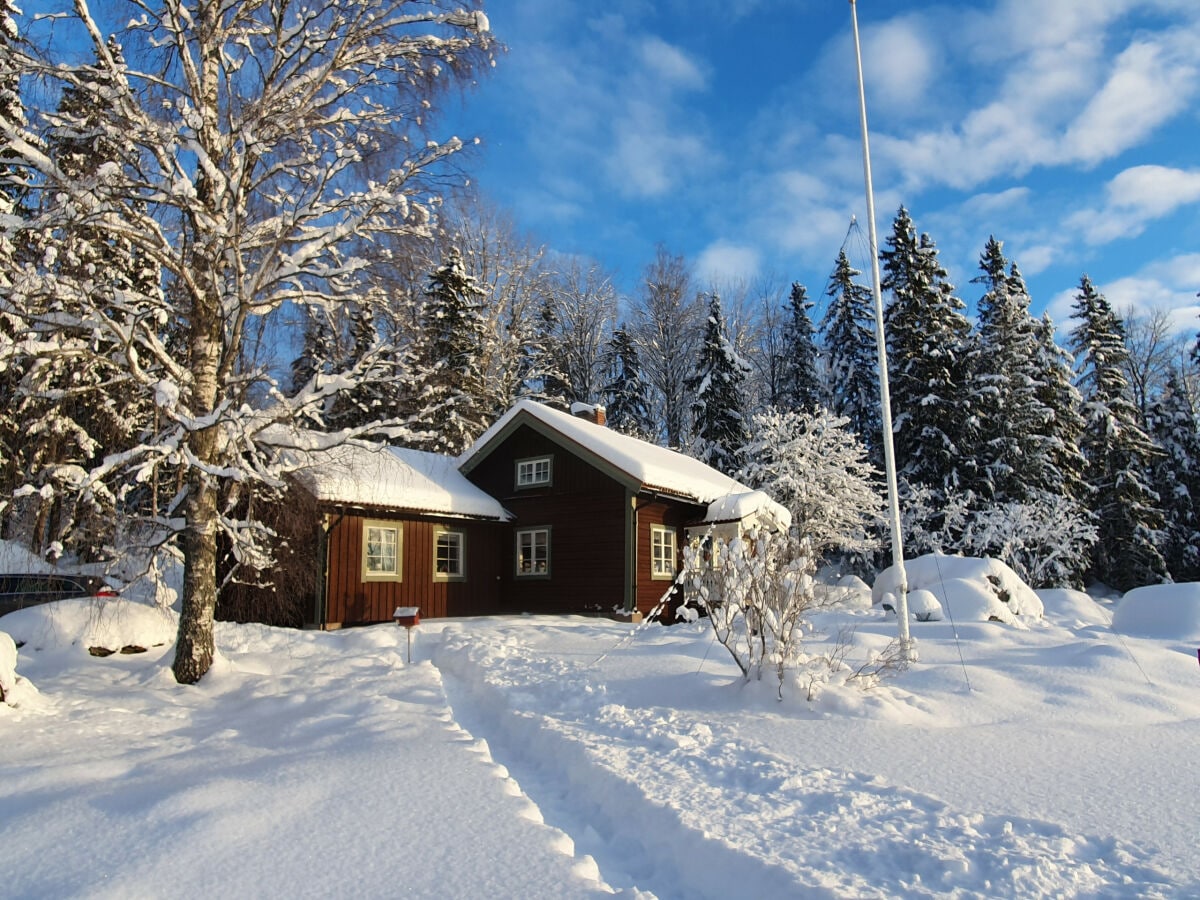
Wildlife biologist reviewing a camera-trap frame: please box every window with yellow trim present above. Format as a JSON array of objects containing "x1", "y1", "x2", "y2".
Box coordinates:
[
  {"x1": 362, "y1": 521, "x2": 402, "y2": 581},
  {"x1": 650, "y1": 525, "x2": 676, "y2": 579}
]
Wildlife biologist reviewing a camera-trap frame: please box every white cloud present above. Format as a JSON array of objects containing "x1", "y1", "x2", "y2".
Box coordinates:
[
  {"x1": 607, "y1": 99, "x2": 711, "y2": 197},
  {"x1": 638, "y1": 36, "x2": 707, "y2": 90},
  {"x1": 1066, "y1": 165, "x2": 1200, "y2": 245},
  {"x1": 1012, "y1": 243, "x2": 1059, "y2": 277},
  {"x1": 695, "y1": 241, "x2": 762, "y2": 284},
  {"x1": 961, "y1": 187, "x2": 1032, "y2": 217},
  {"x1": 865, "y1": 7, "x2": 1200, "y2": 192},
  {"x1": 861, "y1": 17, "x2": 936, "y2": 111},
  {"x1": 1062, "y1": 37, "x2": 1199, "y2": 165},
  {"x1": 1046, "y1": 254, "x2": 1200, "y2": 335}
]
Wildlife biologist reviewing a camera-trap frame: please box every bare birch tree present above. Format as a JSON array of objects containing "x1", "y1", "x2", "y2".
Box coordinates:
[{"x1": 1, "y1": 0, "x2": 494, "y2": 682}]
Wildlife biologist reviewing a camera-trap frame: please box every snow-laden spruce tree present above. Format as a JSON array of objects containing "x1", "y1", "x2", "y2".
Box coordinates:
[
  {"x1": 881, "y1": 208, "x2": 979, "y2": 509},
  {"x1": 1068, "y1": 276, "x2": 1167, "y2": 590},
  {"x1": 603, "y1": 324, "x2": 656, "y2": 439},
  {"x1": 411, "y1": 247, "x2": 491, "y2": 455},
  {"x1": 1147, "y1": 370, "x2": 1200, "y2": 582},
  {"x1": 0, "y1": 1, "x2": 494, "y2": 683},
  {"x1": 9, "y1": 38, "x2": 161, "y2": 559},
  {"x1": 821, "y1": 250, "x2": 880, "y2": 464},
  {"x1": 776, "y1": 282, "x2": 824, "y2": 414},
  {"x1": 518, "y1": 294, "x2": 572, "y2": 409},
  {"x1": 687, "y1": 292, "x2": 750, "y2": 475},
  {"x1": 968, "y1": 238, "x2": 1045, "y2": 505}
]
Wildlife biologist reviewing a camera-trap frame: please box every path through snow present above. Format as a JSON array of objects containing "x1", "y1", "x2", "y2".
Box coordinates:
[{"x1": 430, "y1": 620, "x2": 1179, "y2": 899}]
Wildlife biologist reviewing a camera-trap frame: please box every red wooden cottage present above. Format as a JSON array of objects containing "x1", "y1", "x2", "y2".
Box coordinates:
[
  {"x1": 292, "y1": 442, "x2": 512, "y2": 629},
  {"x1": 288, "y1": 402, "x2": 788, "y2": 628},
  {"x1": 458, "y1": 400, "x2": 789, "y2": 619}
]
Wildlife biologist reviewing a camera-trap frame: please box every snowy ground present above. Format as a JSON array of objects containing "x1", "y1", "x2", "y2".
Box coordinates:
[{"x1": 3, "y1": 567, "x2": 1200, "y2": 898}]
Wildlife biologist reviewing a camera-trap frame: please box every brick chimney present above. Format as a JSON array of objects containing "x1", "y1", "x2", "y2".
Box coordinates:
[{"x1": 570, "y1": 402, "x2": 607, "y2": 426}]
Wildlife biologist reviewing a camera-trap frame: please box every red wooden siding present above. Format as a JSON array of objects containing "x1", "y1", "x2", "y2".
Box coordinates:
[
  {"x1": 465, "y1": 423, "x2": 630, "y2": 615},
  {"x1": 634, "y1": 498, "x2": 701, "y2": 619},
  {"x1": 322, "y1": 512, "x2": 504, "y2": 627}
]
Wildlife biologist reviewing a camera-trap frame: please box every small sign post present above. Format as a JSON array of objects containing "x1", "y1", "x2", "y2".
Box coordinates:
[{"x1": 393, "y1": 606, "x2": 420, "y2": 663}]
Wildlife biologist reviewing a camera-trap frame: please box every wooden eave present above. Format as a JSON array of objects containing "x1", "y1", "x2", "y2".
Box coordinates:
[{"x1": 315, "y1": 498, "x2": 512, "y2": 523}]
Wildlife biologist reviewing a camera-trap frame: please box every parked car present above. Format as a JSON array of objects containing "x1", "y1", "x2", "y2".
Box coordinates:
[{"x1": 0, "y1": 573, "x2": 117, "y2": 617}]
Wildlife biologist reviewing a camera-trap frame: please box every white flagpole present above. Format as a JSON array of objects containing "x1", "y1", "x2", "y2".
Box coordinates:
[{"x1": 849, "y1": 0, "x2": 914, "y2": 660}]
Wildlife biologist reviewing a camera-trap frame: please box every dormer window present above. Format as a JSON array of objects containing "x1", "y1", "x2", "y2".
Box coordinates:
[{"x1": 515, "y1": 455, "x2": 552, "y2": 488}]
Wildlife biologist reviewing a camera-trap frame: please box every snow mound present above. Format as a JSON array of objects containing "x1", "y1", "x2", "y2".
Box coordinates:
[
  {"x1": 1, "y1": 598, "x2": 178, "y2": 655},
  {"x1": 1037, "y1": 588, "x2": 1111, "y2": 627},
  {"x1": 873, "y1": 554, "x2": 1043, "y2": 625},
  {"x1": 818, "y1": 573, "x2": 872, "y2": 609},
  {"x1": 1112, "y1": 583, "x2": 1200, "y2": 640},
  {"x1": 908, "y1": 588, "x2": 943, "y2": 622},
  {"x1": 0, "y1": 630, "x2": 39, "y2": 709}
]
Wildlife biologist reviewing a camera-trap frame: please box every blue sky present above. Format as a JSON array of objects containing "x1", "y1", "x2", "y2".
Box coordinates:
[{"x1": 448, "y1": 0, "x2": 1200, "y2": 333}]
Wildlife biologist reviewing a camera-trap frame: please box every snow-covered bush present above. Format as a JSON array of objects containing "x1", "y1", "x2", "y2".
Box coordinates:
[
  {"x1": 874, "y1": 554, "x2": 1044, "y2": 625},
  {"x1": 736, "y1": 408, "x2": 883, "y2": 563},
  {"x1": 900, "y1": 485, "x2": 1096, "y2": 589},
  {"x1": 958, "y1": 497, "x2": 1097, "y2": 589},
  {"x1": 1112, "y1": 583, "x2": 1200, "y2": 640},
  {"x1": 0, "y1": 630, "x2": 35, "y2": 707},
  {"x1": 682, "y1": 528, "x2": 904, "y2": 698},
  {"x1": 681, "y1": 529, "x2": 811, "y2": 695}
]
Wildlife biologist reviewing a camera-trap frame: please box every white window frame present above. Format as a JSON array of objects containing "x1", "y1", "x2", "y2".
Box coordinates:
[
  {"x1": 516, "y1": 527, "x2": 550, "y2": 577},
  {"x1": 515, "y1": 456, "x2": 552, "y2": 489},
  {"x1": 362, "y1": 520, "x2": 402, "y2": 582},
  {"x1": 434, "y1": 528, "x2": 466, "y2": 581},
  {"x1": 650, "y1": 525, "x2": 677, "y2": 580}
]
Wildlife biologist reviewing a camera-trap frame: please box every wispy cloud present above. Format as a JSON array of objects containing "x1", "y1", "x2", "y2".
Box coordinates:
[
  {"x1": 866, "y1": 6, "x2": 1200, "y2": 191},
  {"x1": 1046, "y1": 253, "x2": 1200, "y2": 335},
  {"x1": 695, "y1": 240, "x2": 762, "y2": 285},
  {"x1": 1062, "y1": 34, "x2": 1200, "y2": 166},
  {"x1": 1066, "y1": 165, "x2": 1200, "y2": 244}
]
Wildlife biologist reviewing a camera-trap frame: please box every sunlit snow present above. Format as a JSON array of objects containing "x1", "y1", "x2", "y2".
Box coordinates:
[{"x1": 2, "y1": 556, "x2": 1199, "y2": 897}]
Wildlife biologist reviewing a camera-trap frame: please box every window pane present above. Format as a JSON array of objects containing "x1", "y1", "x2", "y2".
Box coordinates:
[
  {"x1": 436, "y1": 532, "x2": 462, "y2": 576},
  {"x1": 651, "y1": 527, "x2": 675, "y2": 576},
  {"x1": 517, "y1": 529, "x2": 548, "y2": 575},
  {"x1": 517, "y1": 457, "x2": 551, "y2": 486},
  {"x1": 366, "y1": 526, "x2": 398, "y2": 574}
]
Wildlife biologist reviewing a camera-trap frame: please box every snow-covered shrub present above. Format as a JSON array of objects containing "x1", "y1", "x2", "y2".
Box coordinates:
[
  {"x1": 900, "y1": 485, "x2": 1096, "y2": 589},
  {"x1": 682, "y1": 528, "x2": 902, "y2": 698},
  {"x1": 907, "y1": 589, "x2": 943, "y2": 622},
  {"x1": 0, "y1": 630, "x2": 36, "y2": 707},
  {"x1": 874, "y1": 554, "x2": 1043, "y2": 625},
  {"x1": 681, "y1": 528, "x2": 811, "y2": 691},
  {"x1": 958, "y1": 496, "x2": 1097, "y2": 589},
  {"x1": 736, "y1": 408, "x2": 883, "y2": 564}
]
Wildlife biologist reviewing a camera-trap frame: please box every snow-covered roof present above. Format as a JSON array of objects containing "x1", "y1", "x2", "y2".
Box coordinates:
[
  {"x1": 700, "y1": 489, "x2": 790, "y2": 532},
  {"x1": 292, "y1": 442, "x2": 511, "y2": 521},
  {"x1": 460, "y1": 400, "x2": 790, "y2": 529}
]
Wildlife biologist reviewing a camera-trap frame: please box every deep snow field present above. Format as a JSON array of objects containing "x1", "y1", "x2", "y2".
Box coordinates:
[{"x1": 3, "y1": 556, "x2": 1200, "y2": 899}]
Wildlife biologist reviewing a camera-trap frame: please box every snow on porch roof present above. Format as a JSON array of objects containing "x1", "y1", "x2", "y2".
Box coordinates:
[
  {"x1": 291, "y1": 441, "x2": 511, "y2": 521},
  {"x1": 460, "y1": 400, "x2": 791, "y2": 529},
  {"x1": 699, "y1": 489, "x2": 791, "y2": 532}
]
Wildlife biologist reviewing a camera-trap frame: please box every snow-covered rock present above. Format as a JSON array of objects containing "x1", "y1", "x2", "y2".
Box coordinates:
[
  {"x1": 0, "y1": 630, "x2": 18, "y2": 697},
  {"x1": 873, "y1": 553, "x2": 1043, "y2": 625},
  {"x1": 1112, "y1": 583, "x2": 1200, "y2": 641},
  {"x1": 908, "y1": 588, "x2": 943, "y2": 622},
  {"x1": 1, "y1": 597, "x2": 177, "y2": 655}
]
